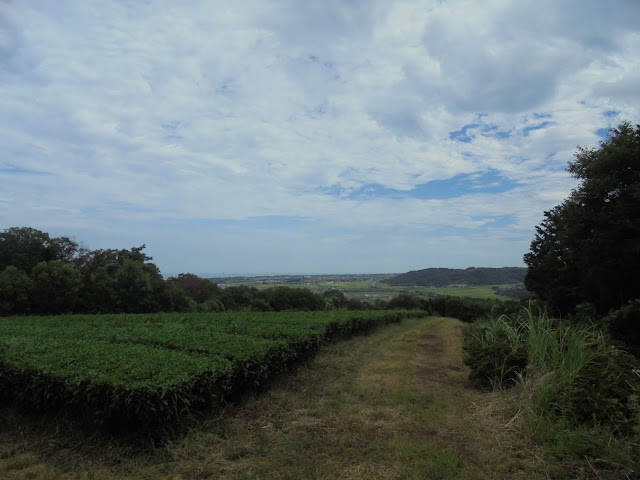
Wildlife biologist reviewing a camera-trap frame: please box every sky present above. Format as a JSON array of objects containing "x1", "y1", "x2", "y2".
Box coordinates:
[{"x1": 1, "y1": 1, "x2": 639, "y2": 277}]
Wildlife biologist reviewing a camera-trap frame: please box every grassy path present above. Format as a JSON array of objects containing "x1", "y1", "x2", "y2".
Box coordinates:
[{"x1": 0, "y1": 316, "x2": 546, "y2": 479}]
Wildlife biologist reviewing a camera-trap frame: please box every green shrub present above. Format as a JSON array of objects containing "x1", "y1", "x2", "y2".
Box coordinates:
[
  {"x1": 465, "y1": 305, "x2": 640, "y2": 473},
  {"x1": 425, "y1": 297, "x2": 497, "y2": 323},
  {"x1": 0, "y1": 337, "x2": 233, "y2": 432},
  {"x1": 388, "y1": 293, "x2": 424, "y2": 310},
  {"x1": 604, "y1": 299, "x2": 640, "y2": 357},
  {"x1": 463, "y1": 314, "x2": 528, "y2": 388},
  {"x1": 198, "y1": 298, "x2": 225, "y2": 312},
  {"x1": 523, "y1": 310, "x2": 640, "y2": 434}
]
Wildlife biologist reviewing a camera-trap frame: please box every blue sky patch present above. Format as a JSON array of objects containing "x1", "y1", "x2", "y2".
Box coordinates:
[
  {"x1": 451, "y1": 121, "x2": 511, "y2": 142},
  {"x1": 480, "y1": 124, "x2": 511, "y2": 139},
  {"x1": 322, "y1": 170, "x2": 519, "y2": 201},
  {"x1": 161, "y1": 122, "x2": 183, "y2": 141},
  {"x1": 523, "y1": 121, "x2": 554, "y2": 136},
  {"x1": 595, "y1": 127, "x2": 611, "y2": 140},
  {"x1": 215, "y1": 78, "x2": 237, "y2": 97},
  {"x1": 493, "y1": 130, "x2": 512, "y2": 139},
  {"x1": 449, "y1": 123, "x2": 479, "y2": 143},
  {"x1": 0, "y1": 164, "x2": 51, "y2": 175},
  {"x1": 409, "y1": 171, "x2": 519, "y2": 199}
]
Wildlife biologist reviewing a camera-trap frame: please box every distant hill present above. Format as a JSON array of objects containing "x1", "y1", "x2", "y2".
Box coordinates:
[{"x1": 383, "y1": 267, "x2": 527, "y2": 287}]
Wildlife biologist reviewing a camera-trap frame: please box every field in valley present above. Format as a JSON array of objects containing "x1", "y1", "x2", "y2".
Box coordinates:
[{"x1": 212, "y1": 274, "x2": 519, "y2": 301}]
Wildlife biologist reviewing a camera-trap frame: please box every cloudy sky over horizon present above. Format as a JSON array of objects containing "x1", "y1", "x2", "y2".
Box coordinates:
[{"x1": 1, "y1": 0, "x2": 639, "y2": 276}]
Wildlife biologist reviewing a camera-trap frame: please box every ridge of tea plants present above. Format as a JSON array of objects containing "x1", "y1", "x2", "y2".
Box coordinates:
[{"x1": 0, "y1": 310, "x2": 424, "y2": 436}]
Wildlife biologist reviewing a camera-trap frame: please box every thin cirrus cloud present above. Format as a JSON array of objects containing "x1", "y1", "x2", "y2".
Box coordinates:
[{"x1": 0, "y1": 0, "x2": 638, "y2": 276}]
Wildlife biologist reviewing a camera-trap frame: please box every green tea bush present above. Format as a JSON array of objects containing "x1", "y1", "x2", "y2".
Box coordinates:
[
  {"x1": 0, "y1": 310, "x2": 425, "y2": 435},
  {"x1": 0, "y1": 337, "x2": 233, "y2": 432}
]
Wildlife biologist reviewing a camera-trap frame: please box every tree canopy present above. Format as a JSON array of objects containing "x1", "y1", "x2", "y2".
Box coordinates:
[
  {"x1": 524, "y1": 122, "x2": 640, "y2": 316},
  {"x1": 0, "y1": 227, "x2": 79, "y2": 274}
]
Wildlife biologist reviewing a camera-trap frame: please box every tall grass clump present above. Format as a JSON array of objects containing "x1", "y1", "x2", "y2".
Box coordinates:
[
  {"x1": 463, "y1": 311, "x2": 529, "y2": 388},
  {"x1": 464, "y1": 305, "x2": 640, "y2": 475}
]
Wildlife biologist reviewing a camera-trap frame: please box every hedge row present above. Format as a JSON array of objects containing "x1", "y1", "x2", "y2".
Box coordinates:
[
  {"x1": 0, "y1": 337, "x2": 232, "y2": 431},
  {"x1": 0, "y1": 310, "x2": 425, "y2": 434}
]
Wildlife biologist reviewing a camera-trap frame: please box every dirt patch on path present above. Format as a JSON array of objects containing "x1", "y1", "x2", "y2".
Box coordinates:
[
  {"x1": 404, "y1": 317, "x2": 547, "y2": 480},
  {"x1": 414, "y1": 325, "x2": 466, "y2": 385}
]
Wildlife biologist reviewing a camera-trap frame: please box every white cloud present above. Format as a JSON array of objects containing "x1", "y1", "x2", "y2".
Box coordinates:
[{"x1": 1, "y1": 0, "x2": 638, "y2": 274}]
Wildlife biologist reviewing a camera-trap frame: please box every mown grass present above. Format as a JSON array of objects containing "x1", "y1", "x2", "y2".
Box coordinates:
[{"x1": 0, "y1": 316, "x2": 545, "y2": 479}]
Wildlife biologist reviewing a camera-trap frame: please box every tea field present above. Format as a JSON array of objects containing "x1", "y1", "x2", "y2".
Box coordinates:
[{"x1": 0, "y1": 310, "x2": 422, "y2": 433}]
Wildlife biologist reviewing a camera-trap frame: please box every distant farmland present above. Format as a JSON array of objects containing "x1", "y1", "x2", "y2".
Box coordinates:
[{"x1": 210, "y1": 269, "x2": 528, "y2": 301}]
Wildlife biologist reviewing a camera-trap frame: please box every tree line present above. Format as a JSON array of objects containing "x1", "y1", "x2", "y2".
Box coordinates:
[
  {"x1": 0, "y1": 226, "x2": 506, "y2": 317},
  {"x1": 0, "y1": 229, "x2": 414, "y2": 315},
  {"x1": 0, "y1": 229, "x2": 340, "y2": 315}
]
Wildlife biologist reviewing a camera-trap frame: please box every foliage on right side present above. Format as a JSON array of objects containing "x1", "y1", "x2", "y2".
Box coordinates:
[
  {"x1": 464, "y1": 306, "x2": 640, "y2": 476},
  {"x1": 523, "y1": 121, "x2": 640, "y2": 352},
  {"x1": 464, "y1": 122, "x2": 640, "y2": 476}
]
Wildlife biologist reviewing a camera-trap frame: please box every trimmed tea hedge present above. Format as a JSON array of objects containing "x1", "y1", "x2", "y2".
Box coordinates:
[
  {"x1": 0, "y1": 337, "x2": 232, "y2": 431},
  {"x1": 0, "y1": 310, "x2": 424, "y2": 433}
]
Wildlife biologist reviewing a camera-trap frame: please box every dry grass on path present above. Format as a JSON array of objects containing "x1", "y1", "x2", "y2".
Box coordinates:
[{"x1": 0, "y1": 316, "x2": 546, "y2": 479}]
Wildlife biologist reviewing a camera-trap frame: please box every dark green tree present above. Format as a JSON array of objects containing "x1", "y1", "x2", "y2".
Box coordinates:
[
  {"x1": 30, "y1": 260, "x2": 82, "y2": 314},
  {"x1": 524, "y1": 122, "x2": 640, "y2": 315},
  {"x1": 0, "y1": 227, "x2": 79, "y2": 274},
  {"x1": 261, "y1": 286, "x2": 324, "y2": 311},
  {"x1": 219, "y1": 285, "x2": 260, "y2": 310},
  {"x1": 74, "y1": 245, "x2": 166, "y2": 313},
  {"x1": 0, "y1": 266, "x2": 33, "y2": 315},
  {"x1": 166, "y1": 273, "x2": 221, "y2": 303},
  {"x1": 323, "y1": 288, "x2": 347, "y2": 309},
  {"x1": 78, "y1": 263, "x2": 121, "y2": 313},
  {"x1": 388, "y1": 293, "x2": 424, "y2": 310},
  {"x1": 115, "y1": 259, "x2": 163, "y2": 313}
]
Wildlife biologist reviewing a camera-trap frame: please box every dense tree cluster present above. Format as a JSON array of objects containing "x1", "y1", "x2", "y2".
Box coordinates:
[
  {"x1": 0, "y1": 228, "x2": 389, "y2": 316},
  {"x1": 0, "y1": 228, "x2": 169, "y2": 315},
  {"x1": 524, "y1": 122, "x2": 640, "y2": 350}
]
